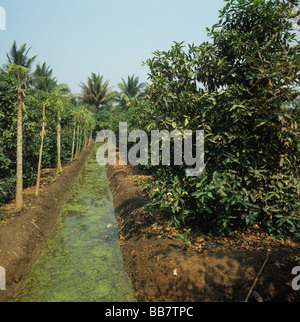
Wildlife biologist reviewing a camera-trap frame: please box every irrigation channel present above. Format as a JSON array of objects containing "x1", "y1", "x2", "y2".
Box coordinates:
[{"x1": 11, "y1": 146, "x2": 136, "y2": 302}]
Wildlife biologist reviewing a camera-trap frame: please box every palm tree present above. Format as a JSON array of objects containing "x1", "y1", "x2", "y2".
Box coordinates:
[
  {"x1": 115, "y1": 75, "x2": 145, "y2": 110},
  {"x1": 5, "y1": 41, "x2": 37, "y2": 71},
  {"x1": 32, "y1": 62, "x2": 57, "y2": 92},
  {"x1": 79, "y1": 73, "x2": 115, "y2": 111}
]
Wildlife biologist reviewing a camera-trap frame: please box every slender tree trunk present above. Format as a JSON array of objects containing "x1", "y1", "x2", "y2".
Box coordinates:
[
  {"x1": 15, "y1": 86, "x2": 23, "y2": 211},
  {"x1": 84, "y1": 130, "x2": 87, "y2": 148},
  {"x1": 71, "y1": 122, "x2": 76, "y2": 162},
  {"x1": 56, "y1": 108, "x2": 62, "y2": 178},
  {"x1": 88, "y1": 132, "x2": 91, "y2": 146},
  {"x1": 89, "y1": 132, "x2": 93, "y2": 146},
  {"x1": 79, "y1": 127, "x2": 82, "y2": 152},
  {"x1": 35, "y1": 103, "x2": 46, "y2": 196},
  {"x1": 75, "y1": 124, "x2": 80, "y2": 160}
]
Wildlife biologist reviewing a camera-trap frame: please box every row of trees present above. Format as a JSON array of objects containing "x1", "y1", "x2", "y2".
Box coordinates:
[
  {"x1": 79, "y1": 73, "x2": 145, "y2": 112},
  {"x1": 0, "y1": 40, "x2": 147, "y2": 211},
  {"x1": 78, "y1": 73, "x2": 147, "y2": 137},
  {"x1": 0, "y1": 42, "x2": 96, "y2": 210}
]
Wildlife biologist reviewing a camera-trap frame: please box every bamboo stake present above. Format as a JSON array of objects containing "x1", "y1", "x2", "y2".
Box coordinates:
[{"x1": 244, "y1": 250, "x2": 271, "y2": 302}]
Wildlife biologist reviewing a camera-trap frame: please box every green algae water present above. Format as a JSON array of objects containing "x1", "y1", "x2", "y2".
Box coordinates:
[{"x1": 11, "y1": 147, "x2": 135, "y2": 302}]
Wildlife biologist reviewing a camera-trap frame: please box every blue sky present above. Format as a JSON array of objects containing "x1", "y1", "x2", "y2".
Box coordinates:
[{"x1": 0, "y1": 0, "x2": 226, "y2": 94}]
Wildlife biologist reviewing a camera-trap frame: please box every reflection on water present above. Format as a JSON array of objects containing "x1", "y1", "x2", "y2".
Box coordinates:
[{"x1": 11, "y1": 147, "x2": 135, "y2": 302}]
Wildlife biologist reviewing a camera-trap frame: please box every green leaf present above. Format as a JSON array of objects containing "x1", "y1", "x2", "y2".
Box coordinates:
[{"x1": 174, "y1": 233, "x2": 185, "y2": 242}]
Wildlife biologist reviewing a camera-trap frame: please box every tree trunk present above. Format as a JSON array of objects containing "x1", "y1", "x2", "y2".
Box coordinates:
[
  {"x1": 75, "y1": 124, "x2": 80, "y2": 160},
  {"x1": 89, "y1": 132, "x2": 93, "y2": 146},
  {"x1": 79, "y1": 127, "x2": 82, "y2": 152},
  {"x1": 84, "y1": 130, "x2": 87, "y2": 148},
  {"x1": 56, "y1": 108, "x2": 62, "y2": 178},
  {"x1": 15, "y1": 88, "x2": 23, "y2": 211},
  {"x1": 35, "y1": 103, "x2": 46, "y2": 196},
  {"x1": 71, "y1": 122, "x2": 76, "y2": 162}
]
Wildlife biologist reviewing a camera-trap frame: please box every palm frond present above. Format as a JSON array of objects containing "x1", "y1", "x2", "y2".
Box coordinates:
[
  {"x1": 116, "y1": 74, "x2": 146, "y2": 110},
  {"x1": 79, "y1": 73, "x2": 115, "y2": 110},
  {"x1": 5, "y1": 41, "x2": 37, "y2": 70}
]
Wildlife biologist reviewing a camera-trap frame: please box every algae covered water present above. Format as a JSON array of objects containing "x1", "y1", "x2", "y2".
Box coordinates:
[{"x1": 11, "y1": 147, "x2": 136, "y2": 302}]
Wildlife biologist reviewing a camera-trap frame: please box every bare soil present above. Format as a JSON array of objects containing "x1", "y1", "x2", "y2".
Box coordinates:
[
  {"x1": 0, "y1": 143, "x2": 95, "y2": 302},
  {"x1": 107, "y1": 163, "x2": 300, "y2": 302}
]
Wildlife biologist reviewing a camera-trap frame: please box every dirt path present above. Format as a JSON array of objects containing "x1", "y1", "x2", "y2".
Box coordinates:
[
  {"x1": 0, "y1": 143, "x2": 95, "y2": 302},
  {"x1": 107, "y1": 164, "x2": 300, "y2": 302}
]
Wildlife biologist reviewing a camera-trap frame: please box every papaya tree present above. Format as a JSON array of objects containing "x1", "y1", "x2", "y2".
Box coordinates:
[
  {"x1": 74, "y1": 108, "x2": 83, "y2": 160},
  {"x1": 34, "y1": 92, "x2": 54, "y2": 196},
  {"x1": 56, "y1": 96, "x2": 63, "y2": 176},
  {"x1": 7, "y1": 64, "x2": 30, "y2": 211},
  {"x1": 70, "y1": 105, "x2": 95, "y2": 157},
  {"x1": 84, "y1": 111, "x2": 96, "y2": 146},
  {"x1": 31, "y1": 63, "x2": 58, "y2": 195},
  {"x1": 69, "y1": 105, "x2": 83, "y2": 161},
  {"x1": 48, "y1": 91, "x2": 70, "y2": 179},
  {"x1": 81, "y1": 107, "x2": 95, "y2": 148}
]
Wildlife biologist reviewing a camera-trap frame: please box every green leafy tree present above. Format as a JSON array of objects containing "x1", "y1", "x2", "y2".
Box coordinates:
[
  {"x1": 115, "y1": 75, "x2": 145, "y2": 110},
  {"x1": 3, "y1": 42, "x2": 36, "y2": 209},
  {"x1": 32, "y1": 65, "x2": 70, "y2": 194},
  {"x1": 0, "y1": 69, "x2": 18, "y2": 205},
  {"x1": 0, "y1": 48, "x2": 80, "y2": 205},
  {"x1": 142, "y1": 0, "x2": 300, "y2": 238},
  {"x1": 51, "y1": 91, "x2": 70, "y2": 178},
  {"x1": 93, "y1": 104, "x2": 113, "y2": 134},
  {"x1": 68, "y1": 102, "x2": 81, "y2": 162},
  {"x1": 7, "y1": 64, "x2": 30, "y2": 211},
  {"x1": 79, "y1": 73, "x2": 115, "y2": 111},
  {"x1": 31, "y1": 63, "x2": 56, "y2": 195},
  {"x1": 82, "y1": 108, "x2": 95, "y2": 148},
  {"x1": 34, "y1": 92, "x2": 56, "y2": 196},
  {"x1": 32, "y1": 62, "x2": 57, "y2": 92},
  {"x1": 5, "y1": 41, "x2": 37, "y2": 70},
  {"x1": 69, "y1": 104, "x2": 89, "y2": 160}
]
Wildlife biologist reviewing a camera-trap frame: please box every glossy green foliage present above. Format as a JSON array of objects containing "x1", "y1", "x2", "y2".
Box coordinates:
[{"x1": 138, "y1": 0, "x2": 300, "y2": 239}]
